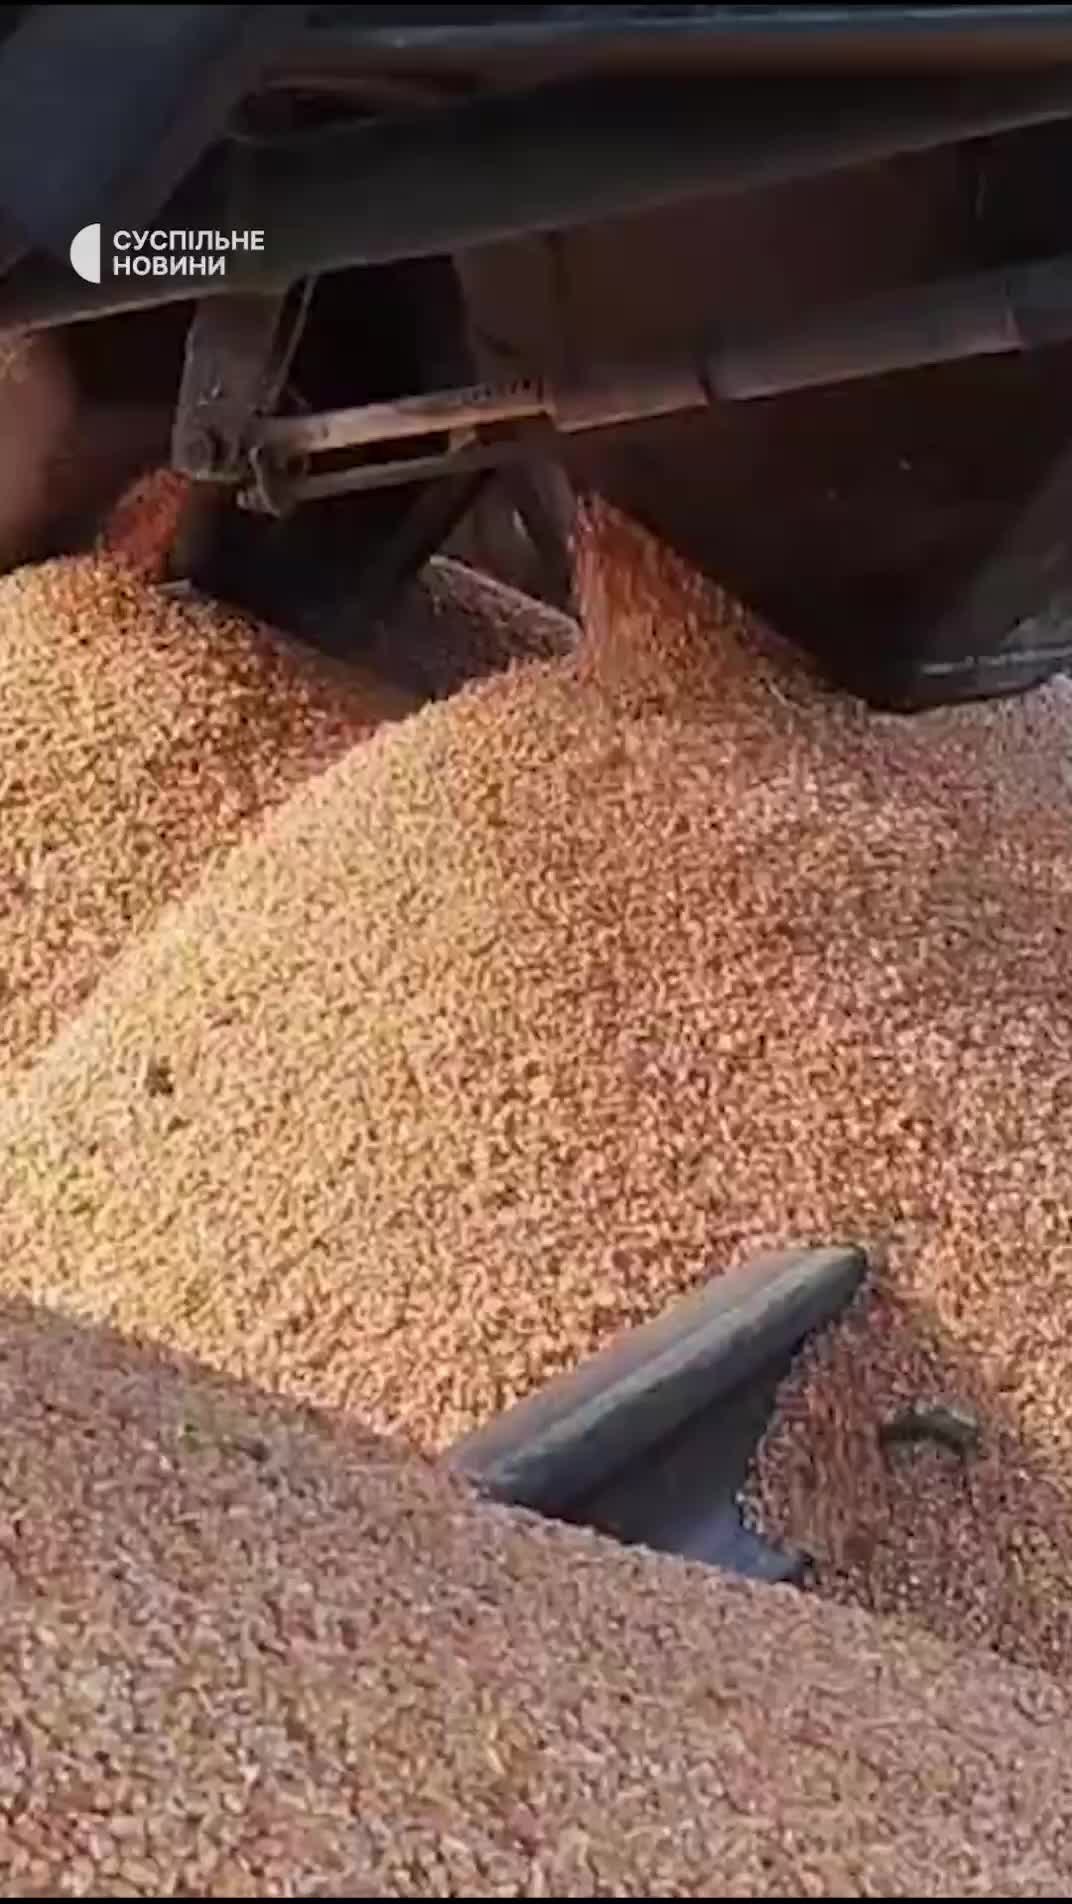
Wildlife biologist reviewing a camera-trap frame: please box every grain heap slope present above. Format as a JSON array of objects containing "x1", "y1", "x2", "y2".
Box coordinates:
[
  {"x1": 4, "y1": 506, "x2": 1072, "y2": 1670},
  {"x1": 0, "y1": 552, "x2": 416, "y2": 1074},
  {"x1": 2, "y1": 1300, "x2": 1070, "y2": 1898}
]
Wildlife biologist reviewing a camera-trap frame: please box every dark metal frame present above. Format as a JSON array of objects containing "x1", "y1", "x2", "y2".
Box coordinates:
[{"x1": 7, "y1": 67, "x2": 1072, "y2": 330}]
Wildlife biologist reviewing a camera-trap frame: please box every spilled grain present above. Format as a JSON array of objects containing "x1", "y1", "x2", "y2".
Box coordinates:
[
  {"x1": 100, "y1": 466, "x2": 192, "y2": 579},
  {"x1": 0, "y1": 552, "x2": 416, "y2": 1074},
  {"x1": 5, "y1": 504, "x2": 1072, "y2": 1672},
  {"x1": 1, "y1": 1300, "x2": 1071, "y2": 1897}
]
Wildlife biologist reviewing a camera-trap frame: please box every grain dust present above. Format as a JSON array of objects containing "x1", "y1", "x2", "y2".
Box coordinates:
[
  {"x1": 99, "y1": 466, "x2": 191, "y2": 579},
  {"x1": 0, "y1": 333, "x2": 76, "y2": 570}
]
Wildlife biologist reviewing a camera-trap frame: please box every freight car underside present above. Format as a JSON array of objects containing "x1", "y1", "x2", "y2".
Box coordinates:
[{"x1": 4, "y1": 8, "x2": 1072, "y2": 706}]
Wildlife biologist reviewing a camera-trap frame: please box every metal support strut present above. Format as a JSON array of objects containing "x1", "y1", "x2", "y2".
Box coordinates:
[{"x1": 231, "y1": 250, "x2": 1072, "y2": 513}]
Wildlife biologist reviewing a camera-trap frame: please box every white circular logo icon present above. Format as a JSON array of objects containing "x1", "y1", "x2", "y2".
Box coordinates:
[{"x1": 69, "y1": 223, "x2": 102, "y2": 285}]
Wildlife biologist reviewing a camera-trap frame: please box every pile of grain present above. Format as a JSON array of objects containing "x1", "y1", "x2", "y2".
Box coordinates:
[
  {"x1": 0, "y1": 552, "x2": 417, "y2": 1075},
  {"x1": 2, "y1": 1299, "x2": 1070, "y2": 1898},
  {"x1": 6, "y1": 503, "x2": 1072, "y2": 1672}
]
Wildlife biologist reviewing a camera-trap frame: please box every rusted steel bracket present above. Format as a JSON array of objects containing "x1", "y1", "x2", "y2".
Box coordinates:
[
  {"x1": 172, "y1": 282, "x2": 313, "y2": 486},
  {"x1": 234, "y1": 251, "x2": 1072, "y2": 512}
]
